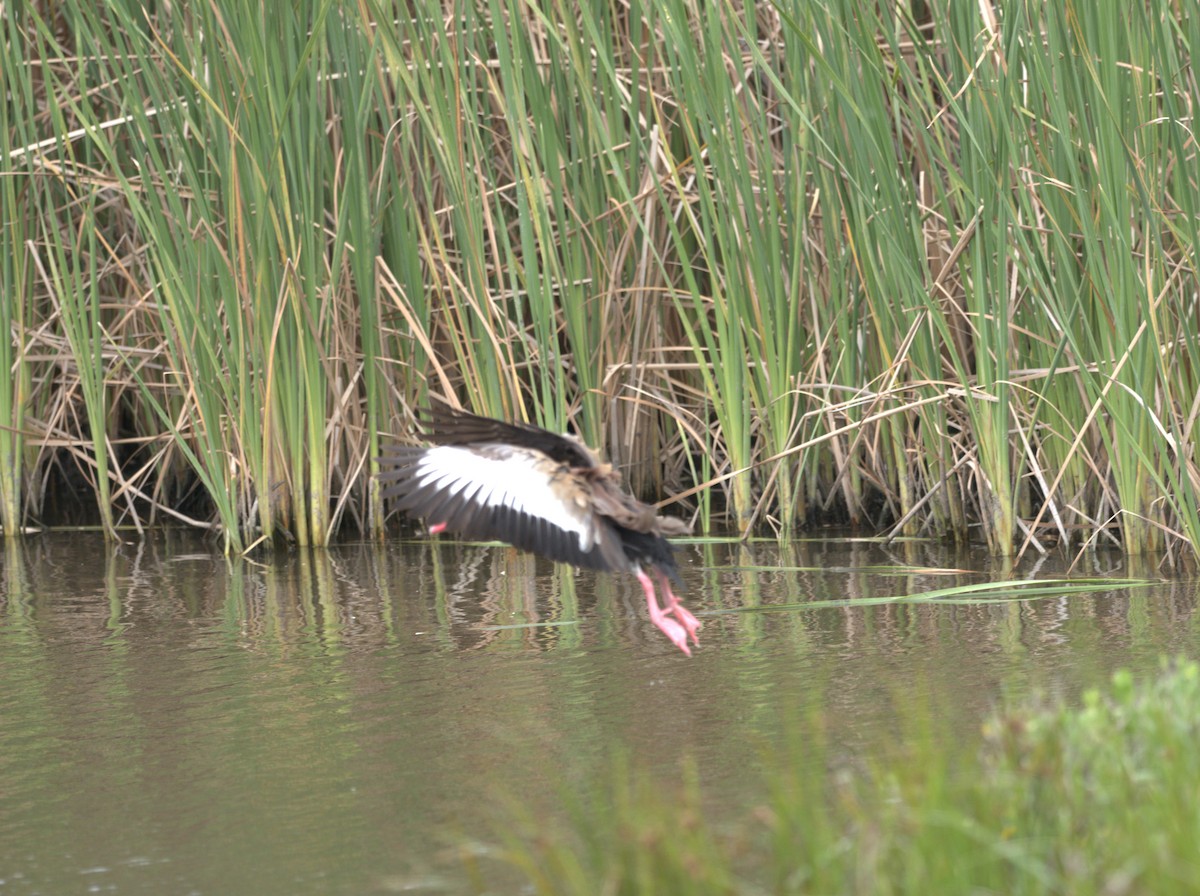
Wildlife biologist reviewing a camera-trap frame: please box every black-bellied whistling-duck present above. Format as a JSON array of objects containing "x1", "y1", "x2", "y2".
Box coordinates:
[{"x1": 377, "y1": 402, "x2": 700, "y2": 655}]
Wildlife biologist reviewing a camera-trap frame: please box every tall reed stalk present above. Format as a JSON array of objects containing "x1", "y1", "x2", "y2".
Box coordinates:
[{"x1": 0, "y1": 29, "x2": 31, "y2": 535}]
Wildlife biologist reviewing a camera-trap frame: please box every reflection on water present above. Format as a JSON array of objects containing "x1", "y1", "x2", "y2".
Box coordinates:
[{"x1": 0, "y1": 533, "x2": 1196, "y2": 894}]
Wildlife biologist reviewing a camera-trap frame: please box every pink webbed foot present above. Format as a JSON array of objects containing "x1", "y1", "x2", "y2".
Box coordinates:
[
  {"x1": 428, "y1": 521, "x2": 448, "y2": 535},
  {"x1": 656, "y1": 571, "x2": 701, "y2": 648},
  {"x1": 637, "y1": 569, "x2": 694, "y2": 656}
]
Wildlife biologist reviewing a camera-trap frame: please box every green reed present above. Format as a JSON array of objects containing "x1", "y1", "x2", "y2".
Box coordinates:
[
  {"x1": 0, "y1": 21, "x2": 31, "y2": 535},
  {"x1": 3, "y1": 0, "x2": 1198, "y2": 557}
]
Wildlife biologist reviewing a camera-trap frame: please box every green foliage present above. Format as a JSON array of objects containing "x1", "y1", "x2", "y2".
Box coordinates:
[
  {"x1": 2, "y1": 0, "x2": 1198, "y2": 556},
  {"x1": 490, "y1": 660, "x2": 1200, "y2": 894}
]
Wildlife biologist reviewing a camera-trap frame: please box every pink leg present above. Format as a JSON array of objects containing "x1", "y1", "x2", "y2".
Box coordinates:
[
  {"x1": 655, "y1": 570, "x2": 701, "y2": 647},
  {"x1": 429, "y1": 522, "x2": 447, "y2": 535},
  {"x1": 637, "y1": 569, "x2": 692, "y2": 656}
]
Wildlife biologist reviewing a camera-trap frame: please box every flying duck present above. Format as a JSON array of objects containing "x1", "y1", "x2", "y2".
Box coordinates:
[{"x1": 377, "y1": 401, "x2": 700, "y2": 655}]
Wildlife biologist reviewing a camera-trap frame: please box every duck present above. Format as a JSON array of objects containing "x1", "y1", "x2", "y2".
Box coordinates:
[{"x1": 377, "y1": 401, "x2": 700, "y2": 655}]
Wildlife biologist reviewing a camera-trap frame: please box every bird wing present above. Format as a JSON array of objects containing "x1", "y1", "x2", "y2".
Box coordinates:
[
  {"x1": 377, "y1": 443, "x2": 629, "y2": 572},
  {"x1": 421, "y1": 400, "x2": 599, "y2": 469}
]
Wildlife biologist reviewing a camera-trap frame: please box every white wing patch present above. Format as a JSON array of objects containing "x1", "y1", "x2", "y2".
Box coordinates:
[{"x1": 413, "y1": 444, "x2": 598, "y2": 549}]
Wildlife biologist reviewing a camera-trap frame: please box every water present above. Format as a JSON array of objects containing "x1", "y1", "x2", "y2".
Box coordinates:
[{"x1": 0, "y1": 533, "x2": 1195, "y2": 894}]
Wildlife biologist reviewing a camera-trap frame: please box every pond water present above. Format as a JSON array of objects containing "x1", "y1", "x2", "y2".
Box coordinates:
[{"x1": 0, "y1": 532, "x2": 1196, "y2": 894}]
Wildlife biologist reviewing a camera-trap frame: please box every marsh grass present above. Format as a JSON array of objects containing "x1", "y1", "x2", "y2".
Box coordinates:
[
  {"x1": 487, "y1": 659, "x2": 1200, "y2": 894},
  {"x1": 3, "y1": 0, "x2": 1198, "y2": 557},
  {"x1": 709, "y1": 575, "x2": 1157, "y2": 612}
]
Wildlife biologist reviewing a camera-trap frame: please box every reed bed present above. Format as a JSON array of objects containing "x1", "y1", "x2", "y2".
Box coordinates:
[{"x1": 2, "y1": 0, "x2": 1198, "y2": 556}]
